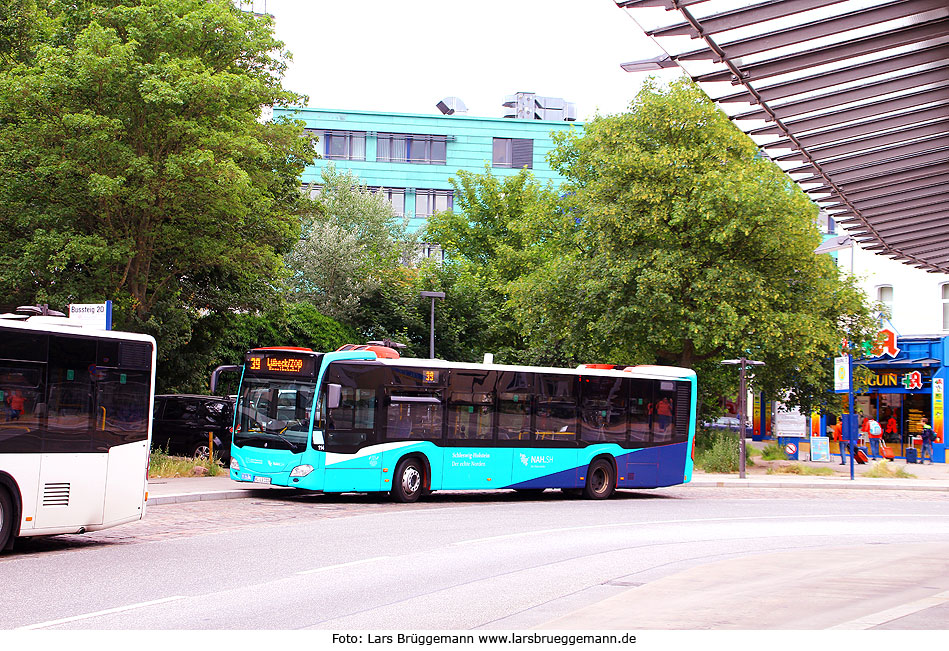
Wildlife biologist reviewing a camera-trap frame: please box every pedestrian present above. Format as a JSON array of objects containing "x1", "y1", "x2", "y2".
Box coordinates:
[
  {"x1": 833, "y1": 419, "x2": 848, "y2": 465},
  {"x1": 5, "y1": 389, "x2": 25, "y2": 421},
  {"x1": 885, "y1": 413, "x2": 899, "y2": 437},
  {"x1": 920, "y1": 417, "x2": 936, "y2": 464},
  {"x1": 863, "y1": 416, "x2": 883, "y2": 459}
]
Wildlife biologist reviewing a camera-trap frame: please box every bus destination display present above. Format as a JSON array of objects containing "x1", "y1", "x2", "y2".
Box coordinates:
[{"x1": 247, "y1": 353, "x2": 315, "y2": 377}]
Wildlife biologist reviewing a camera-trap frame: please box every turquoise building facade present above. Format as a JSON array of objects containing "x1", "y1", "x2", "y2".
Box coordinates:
[{"x1": 274, "y1": 106, "x2": 581, "y2": 235}]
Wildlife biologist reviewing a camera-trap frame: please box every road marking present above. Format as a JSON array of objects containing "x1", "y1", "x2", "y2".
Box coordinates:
[
  {"x1": 828, "y1": 589, "x2": 949, "y2": 630},
  {"x1": 454, "y1": 513, "x2": 949, "y2": 546},
  {"x1": 17, "y1": 596, "x2": 186, "y2": 630},
  {"x1": 296, "y1": 556, "x2": 390, "y2": 575}
]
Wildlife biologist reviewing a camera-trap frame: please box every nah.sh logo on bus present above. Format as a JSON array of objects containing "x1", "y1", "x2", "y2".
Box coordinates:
[{"x1": 520, "y1": 454, "x2": 554, "y2": 466}]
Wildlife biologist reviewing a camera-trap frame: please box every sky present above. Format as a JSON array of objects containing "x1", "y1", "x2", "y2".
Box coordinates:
[{"x1": 248, "y1": 0, "x2": 681, "y2": 121}]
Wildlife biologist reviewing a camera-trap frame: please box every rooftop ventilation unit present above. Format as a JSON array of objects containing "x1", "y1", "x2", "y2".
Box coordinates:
[
  {"x1": 436, "y1": 97, "x2": 468, "y2": 115},
  {"x1": 502, "y1": 92, "x2": 577, "y2": 121}
]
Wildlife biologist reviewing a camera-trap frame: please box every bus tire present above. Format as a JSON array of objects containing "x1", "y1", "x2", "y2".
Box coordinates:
[
  {"x1": 583, "y1": 458, "x2": 615, "y2": 500},
  {"x1": 392, "y1": 457, "x2": 425, "y2": 503},
  {"x1": 0, "y1": 485, "x2": 15, "y2": 551}
]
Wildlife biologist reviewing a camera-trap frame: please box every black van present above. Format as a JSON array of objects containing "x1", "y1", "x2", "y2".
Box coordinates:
[{"x1": 152, "y1": 394, "x2": 234, "y2": 463}]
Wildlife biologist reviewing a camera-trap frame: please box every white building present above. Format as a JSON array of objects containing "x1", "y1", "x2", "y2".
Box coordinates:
[{"x1": 830, "y1": 240, "x2": 949, "y2": 337}]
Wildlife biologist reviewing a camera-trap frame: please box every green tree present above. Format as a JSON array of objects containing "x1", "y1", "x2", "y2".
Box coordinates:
[
  {"x1": 286, "y1": 165, "x2": 416, "y2": 325},
  {"x1": 0, "y1": 0, "x2": 314, "y2": 361},
  {"x1": 432, "y1": 79, "x2": 876, "y2": 415},
  {"x1": 425, "y1": 166, "x2": 563, "y2": 364},
  {"x1": 160, "y1": 302, "x2": 357, "y2": 394}
]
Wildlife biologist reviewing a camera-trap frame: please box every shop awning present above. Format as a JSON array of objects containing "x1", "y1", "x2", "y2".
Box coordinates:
[
  {"x1": 616, "y1": 0, "x2": 949, "y2": 274},
  {"x1": 861, "y1": 356, "x2": 941, "y2": 367}
]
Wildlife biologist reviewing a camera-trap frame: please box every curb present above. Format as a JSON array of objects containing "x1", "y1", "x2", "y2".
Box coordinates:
[
  {"x1": 145, "y1": 478, "x2": 949, "y2": 506},
  {"x1": 688, "y1": 478, "x2": 949, "y2": 492},
  {"x1": 147, "y1": 488, "x2": 295, "y2": 506}
]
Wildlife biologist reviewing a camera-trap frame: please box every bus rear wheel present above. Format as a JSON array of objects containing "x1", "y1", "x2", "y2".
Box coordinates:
[
  {"x1": 0, "y1": 486, "x2": 14, "y2": 551},
  {"x1": 392, "y1": 458, "x2": 425, "y2": 503},
  {"x1": 583, "y1": 459, "x2": 615, "y2": 500}
]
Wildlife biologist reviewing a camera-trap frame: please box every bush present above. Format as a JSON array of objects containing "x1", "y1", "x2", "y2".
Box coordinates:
[
  {"x1": 766, "y1": 463, "x2": 836, "y2": 476},
  {"x1": 149, "y1": 448, "x2": 225, "y2": 478},
  {"x1": 759, "y1": 443, "x2": 785, "y2": 461},
  {"x1": 863, "y1": 460, "x2": 916, "y2": 479},
  {"x1": 694, "y1": 429, "x2": 747, "y2": 473}
]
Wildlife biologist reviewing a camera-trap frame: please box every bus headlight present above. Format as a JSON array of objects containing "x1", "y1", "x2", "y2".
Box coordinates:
[
  {"x1": 290, "y1": 465, "x2": 314, "y2": 477},
  {"x1": 230, "y1": 457, "x2": 239, "y2": 472}
]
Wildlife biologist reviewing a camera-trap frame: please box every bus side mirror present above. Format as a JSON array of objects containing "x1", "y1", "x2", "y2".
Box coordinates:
[{"x1": 327, "y1": 383, "x2": 342, "y2": 410}]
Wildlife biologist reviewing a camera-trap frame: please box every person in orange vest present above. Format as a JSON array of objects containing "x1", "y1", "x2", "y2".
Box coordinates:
[
  {"x1": 862, "y1": 415, "x2": 883, "y2": 459},
  {"x1": 5, "y1": 389, "x2": 25, "y2": 420},
  {"x1": 833, "y1": 420, "x2": 847, "y2": 465}
]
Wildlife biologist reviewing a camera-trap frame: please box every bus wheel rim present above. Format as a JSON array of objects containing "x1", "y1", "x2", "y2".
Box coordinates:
[{"x1": 402, "y1": 467, "x2": 420, "y2": 494}]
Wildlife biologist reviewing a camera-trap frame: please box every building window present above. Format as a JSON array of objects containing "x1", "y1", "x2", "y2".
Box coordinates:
[
  {"x1": 492, "y1": 138, "x2": 533, "y2": 169},
  {"x1": 306, "y1": 129, "x2": 366, "y2": 161},
  {"x1": 415, "y1": 190, "x2": 453, "y2": 219},
  {"x1": 301, "y1": 183, "x2": 321, "y2": 200},
  {"x1": 419, "y1": 243, "x2": 445, "y2": 262},
  {"x1": 942, "y1": 283, "x2": 949, "y2": 331},
  {"x1": 877, "y1": 285, "x2": 894, "y2": 319},
  {"x1": 377, "y1": 133, "x2": 447, "y2": 164},
  {"x1": 368, "y1": 187, "x2": 406, "y2": 217}
]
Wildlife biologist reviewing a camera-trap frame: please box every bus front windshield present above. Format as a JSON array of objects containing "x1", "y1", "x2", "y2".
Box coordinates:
[{"x1": 234, "y1": 379, "x2": 315, "y2": 453}]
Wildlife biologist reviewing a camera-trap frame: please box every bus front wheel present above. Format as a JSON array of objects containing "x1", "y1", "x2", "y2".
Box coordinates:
[
  {"x1": 583, "y1": 459, "x2": 615, "y2": 500},
  {"x1": 0, "y1": 486, "x2": 15, "y2": 551},
  {"x1": 392, "y1": 458, "x2": 425, "y2": 503}
]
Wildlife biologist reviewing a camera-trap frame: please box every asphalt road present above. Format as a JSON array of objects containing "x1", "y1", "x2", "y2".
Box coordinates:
[{"x1": 2, "y1": 486, "x2": 949, "y2": 631}]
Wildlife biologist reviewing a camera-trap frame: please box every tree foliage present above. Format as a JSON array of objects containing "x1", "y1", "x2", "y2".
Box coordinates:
[
  {"x1": 430, "y1": 79, "x2": 877, "y2": 415},
  {"x1": 286, "y1": 165, "x2": 416, "y2": 325},
  {"x1": 425, "y1": 166, "x2": 563, "y2": 364},
  {"x1": 0, "y1": 0, "x2": 315, "y2": 364},
  {"x1": 159, "y1": 302, "x2": 357, "y2": 394}
]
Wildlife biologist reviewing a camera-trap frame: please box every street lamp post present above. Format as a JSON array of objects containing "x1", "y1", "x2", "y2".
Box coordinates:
[
  {"x1": 420, "y1": 291, "x2": 445, "y2": 359},
  {"x1": 721, "y1": 357, "x2": 765, "y2": 479},
  {"x1": 818, "y1": 235, "x2": 858, "y2": 480}
]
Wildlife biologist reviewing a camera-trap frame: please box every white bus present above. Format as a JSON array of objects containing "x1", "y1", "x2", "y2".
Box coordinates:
[{"x1": 0, "y1": 317, "x2": 156, "y2": 551}]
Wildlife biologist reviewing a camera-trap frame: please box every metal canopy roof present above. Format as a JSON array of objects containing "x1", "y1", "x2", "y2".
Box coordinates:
[{"x1": 616, "y1": 0, "x2": 949, "y2": 273}]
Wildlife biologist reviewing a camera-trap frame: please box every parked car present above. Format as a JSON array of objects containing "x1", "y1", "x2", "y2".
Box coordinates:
[
  {"x1": 152, "y1": 394, "x2": 234, "y2": 462},
  {"x1": 703, "y1": 416, "x2": 753, "y2": 437}
]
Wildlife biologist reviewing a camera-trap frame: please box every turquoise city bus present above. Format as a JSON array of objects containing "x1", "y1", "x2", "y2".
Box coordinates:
[{"x1": 229, "y1": 345, "x2": 697, "y2": 501}]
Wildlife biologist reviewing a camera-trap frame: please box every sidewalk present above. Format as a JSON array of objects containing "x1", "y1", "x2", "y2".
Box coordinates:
[
  {"x1": 146, "y1": 459, "x2": 949, "y2": 506},
  {"x1": 146, "y1": 474, "x2": 297, "y2": 505}
]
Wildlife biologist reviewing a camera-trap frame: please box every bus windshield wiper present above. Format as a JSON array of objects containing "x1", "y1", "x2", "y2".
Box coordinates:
[{"x1": 261, "y1": 421, "x2": 303, "y2": 452}]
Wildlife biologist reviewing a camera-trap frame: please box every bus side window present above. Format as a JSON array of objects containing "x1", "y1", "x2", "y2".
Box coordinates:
[
  {"x1": 535, "y1": 374, "x2": 577, "y2": 442},
  {"x1": 447, "y1": 371, "x2": 495, "y2": 441},
  {"x1": 653, "y1": 381, "x2": 676, "y2": 442},
  {"x1": 386, "y1": 392, "x2": 443, "y2": 440},
  {"x1": 580, "y1": 376, "x2": 627, "y2": 444},
  {"x1": 497, "y1": 371, "x2": 533, "y2": 441},
  {"x1": 628, "y1": 379, "x2": 653, "y2": 446}
]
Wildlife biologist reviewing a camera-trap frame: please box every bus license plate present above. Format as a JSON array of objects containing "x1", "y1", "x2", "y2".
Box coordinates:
[{"x1": 253, "y1": 476, "x2": 271, "y2": 484}]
